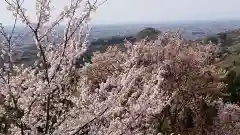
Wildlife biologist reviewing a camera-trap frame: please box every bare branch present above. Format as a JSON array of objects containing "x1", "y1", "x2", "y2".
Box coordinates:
[{"x1": 71, "y1": 107, "x2": 109, "y2": 135}]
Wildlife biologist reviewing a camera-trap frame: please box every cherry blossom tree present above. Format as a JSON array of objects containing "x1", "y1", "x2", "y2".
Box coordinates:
[
  {"x1": 76, "y1": 34, "x2": 236, "y2": 135},
  {"x1": 0, "y1": 0, "x2": 107, "y2": 134},
  {"x1": 0, "y1": 0, "x2": 240, "y2": 134}
]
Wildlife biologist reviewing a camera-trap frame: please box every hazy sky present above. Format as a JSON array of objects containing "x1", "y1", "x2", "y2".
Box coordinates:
[{"x1": 1, "y1": 0, "x2": 240, "y2": 25}]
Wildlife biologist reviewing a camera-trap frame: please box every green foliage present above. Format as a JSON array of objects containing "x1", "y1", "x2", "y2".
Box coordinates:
[
  {"x1": 136, "y1": 27, "x2": 161, "y2": 41},
  {"x1": 218, "y1": 33, "x2": 227, "y2": 42},
  {"x1": 215, "y1": 29, "x2": 240, "y2": 104},
  {"x1": 204, "y1": 32, "x2": 231, "y2": 46},
  {"x1": 223, "y1": 70, "x2": 240, "y2": 103},
  {"x1": 215, "y1": 29, "x2": 240, "y2": 74},
  {"x1": 204, "y1": 35, "x2": 218, "y2": 44}
]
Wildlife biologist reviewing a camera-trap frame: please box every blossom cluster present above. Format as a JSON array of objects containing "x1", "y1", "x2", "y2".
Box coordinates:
[{"x1": 75, "y1": 34, "x2": 237, "y2": 134}]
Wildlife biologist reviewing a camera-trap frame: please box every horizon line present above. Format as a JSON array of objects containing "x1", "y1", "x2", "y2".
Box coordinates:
[{"x1": 2, "y1": 19, "x2": 240, "y2": 27}]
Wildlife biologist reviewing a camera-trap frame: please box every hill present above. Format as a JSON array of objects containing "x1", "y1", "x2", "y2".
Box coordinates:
[
  {"x1": 135, "y1": 27, "x2": 161, "y2": 41},
  {"x1": 210, "y1": 29, "x2": 240, "y2": 73}
]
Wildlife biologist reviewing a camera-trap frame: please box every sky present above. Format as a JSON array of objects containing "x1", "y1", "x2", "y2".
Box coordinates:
[{"x1": 1, "y1": 0, "x2": 240, "y2": 25}]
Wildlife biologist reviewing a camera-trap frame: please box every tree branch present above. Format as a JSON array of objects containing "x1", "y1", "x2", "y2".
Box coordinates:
[{"x1": 71, "y1": 107, "x2": 109, "y2": 135}]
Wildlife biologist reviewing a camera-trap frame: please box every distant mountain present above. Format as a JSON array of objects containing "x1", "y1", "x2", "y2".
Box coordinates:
[
  {"x1": 135, "y1": 27, "x2": 161, "y2": 41},
  {"x1": 3, "y1": 20, "x2": 240, "y2": 66}
]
